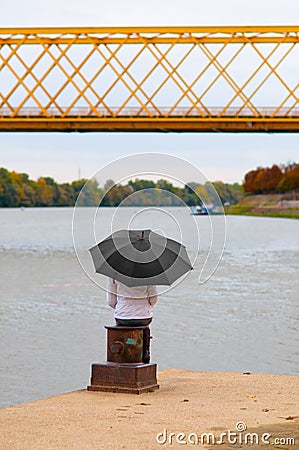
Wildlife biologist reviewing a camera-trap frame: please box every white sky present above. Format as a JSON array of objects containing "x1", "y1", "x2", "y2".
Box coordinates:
[{"x1": 0, "y1": 0, "x2": 299, "y2": 184}]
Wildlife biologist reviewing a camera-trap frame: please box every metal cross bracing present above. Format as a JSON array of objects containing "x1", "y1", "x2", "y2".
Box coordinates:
[{"x1": 0, "y1": 26, "x2": 298, "y2": 132}]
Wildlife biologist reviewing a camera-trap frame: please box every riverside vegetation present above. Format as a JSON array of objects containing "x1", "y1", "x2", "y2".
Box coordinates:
[
  {"x1": 0, "y1": 163, "x2": 298, "y2": 218},
  {"x1": 225, "y1": 163, "x2": 299, "y2": 219}
]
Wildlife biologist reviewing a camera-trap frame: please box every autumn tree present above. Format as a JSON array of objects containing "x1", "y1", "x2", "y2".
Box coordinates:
[
  {"x1": 244, "y1": 163, "x2": 297, "y2": 194},
  {"x1": 277, "y1": 163, "x2": 299, "y2": 192},
  {"x1": 36, "y1": 178, "x2": 53, "y2": 206},
  {"x1": 260, "y1": 165, "x2": 283, "y2": 193}
]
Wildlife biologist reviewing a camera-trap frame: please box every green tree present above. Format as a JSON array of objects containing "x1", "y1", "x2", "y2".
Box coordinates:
[
  {"x1": 103, "y1": 179, "x2": 115, "y2": 193},
  {"x1": 101, "y1": 184, "x2": 131, "y2": 206},
  {"x1": 0, "y1": 168, "x2": 21, "y2": 207},
  {"x1": 128, "y1": 179, "x2": 156, "y2": 191},
  {"x1": 73, "y1": 178, "x2": 102, "y2": 206},
  {"x1": 156, "y1": 179, "x2": 175, "y2": 193},
  {"x1": 213, "y1": 181, "x2": 243, "y2": 205}
]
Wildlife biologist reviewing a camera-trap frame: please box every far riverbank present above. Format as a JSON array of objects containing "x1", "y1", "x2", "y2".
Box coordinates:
[{"x1": 225, "y1": 194, "x2": 299, "y2": 219}]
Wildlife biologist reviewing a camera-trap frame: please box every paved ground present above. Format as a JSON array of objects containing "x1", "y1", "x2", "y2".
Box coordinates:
[{"x1": 1, "y1": 369, "x2": 298, "y2": 449}]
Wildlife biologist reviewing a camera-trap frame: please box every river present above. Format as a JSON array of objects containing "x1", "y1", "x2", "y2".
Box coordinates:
[{"x1": 0, "y1": 207, "x2": 298, "y2": 407}]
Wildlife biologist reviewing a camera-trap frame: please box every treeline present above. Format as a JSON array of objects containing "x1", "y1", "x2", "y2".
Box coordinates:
[
  {"x1": 0, "y1": 168, "x2": 100, "y2": 207},
  {"x1": 244, "y1": 163, "x2": 299, "y2": 195},
  {"x1": 101, "y1": 179, "x2": 242, "y2": 207},
  {"x1": 0, "y1": 167, "x2": 243, "y2": 207},
  {"x1": 1, "y1": 162, "x2": 297, "y2": 208}
]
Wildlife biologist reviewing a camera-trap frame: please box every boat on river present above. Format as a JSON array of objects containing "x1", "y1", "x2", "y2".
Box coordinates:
[
  {"x1": 190, "y1": 205, "x2": 222, "y2": 215},
  {"x1": 190, "y1": 206, "x2": 209, "y2": 215}
]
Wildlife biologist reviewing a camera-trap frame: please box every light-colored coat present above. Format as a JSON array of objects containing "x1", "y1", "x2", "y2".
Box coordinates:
[{"x1": 107, "y1": 278, "x2": 158, "y2": 319}]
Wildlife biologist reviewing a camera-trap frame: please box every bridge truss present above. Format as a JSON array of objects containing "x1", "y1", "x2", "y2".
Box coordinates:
[{"x1": 0, "y1": 27, "x2": 298, "y2": 132}]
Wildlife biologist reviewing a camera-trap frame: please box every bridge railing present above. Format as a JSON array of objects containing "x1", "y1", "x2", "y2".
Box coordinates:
[{"x1": 0, "y1": 106, "x2": 298, "y2": 118}]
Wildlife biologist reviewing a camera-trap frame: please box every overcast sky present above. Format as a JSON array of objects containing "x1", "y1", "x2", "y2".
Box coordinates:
[{"x1": 1, "y1": 0, "x2": 298, "y2": 184}]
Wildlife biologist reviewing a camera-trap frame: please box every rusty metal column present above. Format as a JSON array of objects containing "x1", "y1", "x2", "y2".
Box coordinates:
[{"x1": 87, "y1": 326, "x2": 159, "y2": 394}]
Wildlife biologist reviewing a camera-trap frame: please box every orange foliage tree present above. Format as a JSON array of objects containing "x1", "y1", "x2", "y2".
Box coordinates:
[{"x1": 243, "y1": 164, "x2": 290, "y2": 194}]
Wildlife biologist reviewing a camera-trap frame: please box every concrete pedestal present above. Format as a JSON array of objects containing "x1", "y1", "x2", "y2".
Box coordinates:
[{"x1": 87, "y1": 362, "x2": 159, "y2": 394}]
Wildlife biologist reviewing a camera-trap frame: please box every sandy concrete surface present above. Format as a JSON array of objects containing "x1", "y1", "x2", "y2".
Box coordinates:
[{"x1": 1, "y1": 369, "x2": 298, "y2": 449}]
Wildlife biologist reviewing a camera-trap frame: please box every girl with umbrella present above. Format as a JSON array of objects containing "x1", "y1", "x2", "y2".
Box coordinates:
[{"x1": 89, "y1": 229, "x2": 192, "y2": 363}]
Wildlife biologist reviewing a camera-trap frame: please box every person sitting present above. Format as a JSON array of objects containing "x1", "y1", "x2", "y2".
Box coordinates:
[{"x1": 106, "y1": 277, "x2": 158, "y2": 363}]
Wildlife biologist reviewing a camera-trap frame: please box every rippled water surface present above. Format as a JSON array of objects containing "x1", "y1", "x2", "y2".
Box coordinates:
[{"x1": 0, "y1": 207, "x2": 298, "y2": 407}]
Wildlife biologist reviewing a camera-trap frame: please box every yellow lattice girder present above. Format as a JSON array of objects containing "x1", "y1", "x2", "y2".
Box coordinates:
[
  {"x1": 0, "y1": 27, "x2": 298, "y2": 132},
  {"x1": 1, "y1": 26, "x2": 299, "y2": 43}
]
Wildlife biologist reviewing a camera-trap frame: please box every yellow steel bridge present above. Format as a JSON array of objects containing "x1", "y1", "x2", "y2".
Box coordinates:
[{"x1": 0, "y1": 26, "x2": 299, "y2": 132}]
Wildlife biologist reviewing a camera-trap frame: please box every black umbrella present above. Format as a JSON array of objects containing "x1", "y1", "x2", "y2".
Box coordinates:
[{"x1": 89, "y1": 229, "x2": 192, "y2": 287}]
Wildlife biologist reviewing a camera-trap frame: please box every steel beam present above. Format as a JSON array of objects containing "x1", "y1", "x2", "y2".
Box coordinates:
[{"x1": 0, "y1": 117, "x2": 298, "y2": 133}]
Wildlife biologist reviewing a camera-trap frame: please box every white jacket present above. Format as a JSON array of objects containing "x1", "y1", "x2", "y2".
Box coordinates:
[{"x1": 107, "y1": 278, "x2": 158, "y2": 320}]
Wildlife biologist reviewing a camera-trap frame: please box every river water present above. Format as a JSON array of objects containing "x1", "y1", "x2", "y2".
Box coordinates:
[{"x1": 0, "y1": 207, "x2": 298, "y2": 408}]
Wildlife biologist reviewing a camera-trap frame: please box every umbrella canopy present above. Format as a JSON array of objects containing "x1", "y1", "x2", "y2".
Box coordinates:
[{"x1": 89, "y1": 229, "x2": 192, "y2": 287}]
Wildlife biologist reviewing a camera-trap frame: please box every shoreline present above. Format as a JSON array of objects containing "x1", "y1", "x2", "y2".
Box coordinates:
[
  {"x1": 1, "y1": 369, "x2": 298, "y2": 449},
  {"x1": 1, "y1": 205, "x2": 298, "y2": 220},
  {"x1": 225, "y1": 193, "x2": 299, "y2": 219},
  {"x1": 224, "y1": 205, "x2": 299, "y2": 219}
]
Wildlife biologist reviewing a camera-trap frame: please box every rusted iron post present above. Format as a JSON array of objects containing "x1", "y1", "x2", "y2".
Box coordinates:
[
  {"x1": 87, "y1": 326, "x2": 159, "y2": 394},
  {"x1": 106, "y1": 326, "x2": 144, "y2": 363}
]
